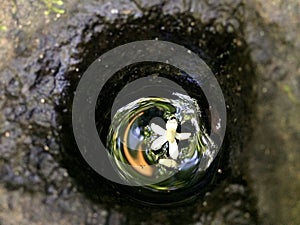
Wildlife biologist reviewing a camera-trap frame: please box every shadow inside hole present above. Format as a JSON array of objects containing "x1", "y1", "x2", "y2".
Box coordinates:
[
  {"x1": 96, "y1": 62, "x2": 211, "y2": 146},
  {"x1": 56, "y1": 7, "x2": 256, "y2": 224},
  {"x1": 94, "y1": 62, "x2": 212, "y2": 205}
]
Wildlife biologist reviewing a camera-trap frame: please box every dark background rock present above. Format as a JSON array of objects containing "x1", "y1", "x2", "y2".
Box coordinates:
[{"x1": 0, "y1": 0, "x2": 299, "y2": 225}]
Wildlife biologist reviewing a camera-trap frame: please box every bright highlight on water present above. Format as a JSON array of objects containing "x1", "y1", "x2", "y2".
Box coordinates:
[{"x1": 107, "y1": 92, "x2": 215, "y2": 191}]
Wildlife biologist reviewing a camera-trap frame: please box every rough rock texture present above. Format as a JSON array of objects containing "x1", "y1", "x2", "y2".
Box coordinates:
[
  {"x1": 244, "y1": 1, "x2": 300, "y2": 224},
  {"x1": 0, "y1": 0, "x2": 299, "y2": 225}
]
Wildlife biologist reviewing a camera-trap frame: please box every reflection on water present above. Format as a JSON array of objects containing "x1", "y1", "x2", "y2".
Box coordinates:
[{"x1": 107, "y1": 92, "x2": 216, "y2": 191}]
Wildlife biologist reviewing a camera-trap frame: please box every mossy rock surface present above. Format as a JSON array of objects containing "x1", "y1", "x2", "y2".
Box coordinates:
[{"x1": 0, "y1": 0, "x2": 299, "y2": 225}]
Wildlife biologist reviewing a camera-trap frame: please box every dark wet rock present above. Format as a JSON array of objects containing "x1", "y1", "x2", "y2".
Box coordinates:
[{"x1": 0, "y1": 0, "x2": 299, "y2": 224}]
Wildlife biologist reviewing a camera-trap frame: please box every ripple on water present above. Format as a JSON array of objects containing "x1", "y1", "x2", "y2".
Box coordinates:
[{"x1": 107, "y1": 92, "x2": 216, "y2": 191}]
